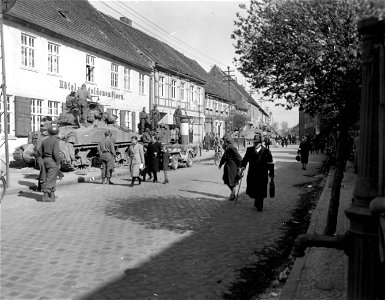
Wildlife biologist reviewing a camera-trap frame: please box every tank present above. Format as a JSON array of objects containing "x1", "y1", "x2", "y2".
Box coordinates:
[{"x1": 12, "y1": 101, "x2": 139, "y2": 171}]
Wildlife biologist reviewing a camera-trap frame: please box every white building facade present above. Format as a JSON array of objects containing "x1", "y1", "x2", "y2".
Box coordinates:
[{"x1": 1, "y1": 20, "x2": 151, "y2": 152}]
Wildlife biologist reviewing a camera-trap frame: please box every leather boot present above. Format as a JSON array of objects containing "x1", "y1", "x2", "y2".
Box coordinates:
[
  {"x1": 129, "y1": 177, "x2": 135, "y2": 187},
  {"x1": 101, "y1": 177, "x2": 106, "y2": 184},
  {"x1": 137, "y1": 177, "x2": 141, "y2": 185},
  {"x1": 107, "y1": 178, "x2": 114, "y2": 185},
  {"x1": 49, "y1": 192, "x2": 56, "y2": 202},
  {"x1": 37, "y1": 181, "x2": 42, "y2": 192},
  {"x1": 42, "y1": 192, "x2": 51, "y2": 202}
]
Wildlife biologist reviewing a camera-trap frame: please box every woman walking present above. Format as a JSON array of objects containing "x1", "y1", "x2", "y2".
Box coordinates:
[
  {"x1": 218, "y1": 137, "x2": 242, "y2": 200},
  {"x1": 298, "y1": 136, "x2": 310, "y2": 170},
  {"x1": 127, "y1": 136, "x2": 144, "y2": 187}
]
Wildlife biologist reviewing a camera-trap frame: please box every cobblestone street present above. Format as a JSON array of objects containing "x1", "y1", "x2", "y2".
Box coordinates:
[{"x1": 1, "y1": 146, "x2": 324, "y2": 299}]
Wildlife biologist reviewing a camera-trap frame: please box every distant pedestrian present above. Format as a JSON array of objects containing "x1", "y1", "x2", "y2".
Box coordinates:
[
  {"x1": 204, "y1": 133, "x2": 210, "y2": 151},
  {"x1": 162, "y1": 148, "x2": 171, "y2": 184},
  {"x1": 298, "y1": 136, "x2": 310, "y2": 170},
  {"x1": 219, "y1": 137, "x2": 242, "y2": 201},
  {"x1": 38, "y1": 125, "x2": 61, "y2": 202},
  {"x1": 127, "y1": 136, "x2": 144, "y2": 186},
  {"x1": 147, "y1": 135, "x2": 163, "y2": 183},
  {"x1": 97, "y1": 130, "x2": 116, "y2": 184},
  {"x1": 240, "y1": 134, "x2": 274, "y2": 211}
]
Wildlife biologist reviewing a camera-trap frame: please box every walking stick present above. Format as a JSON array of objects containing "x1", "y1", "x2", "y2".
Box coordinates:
[{"x1": 234, "y1": 174, "x2": 243, "y2": 206}]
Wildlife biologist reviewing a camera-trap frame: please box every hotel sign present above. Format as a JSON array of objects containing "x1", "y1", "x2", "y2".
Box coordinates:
[{"x1": 59, "y1": 80, "x2": 125, "y2": 100}]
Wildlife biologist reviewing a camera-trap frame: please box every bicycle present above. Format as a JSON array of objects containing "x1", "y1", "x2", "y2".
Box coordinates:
[
  {"x1": 0, "y1": 171, "x2": 6, "y2": 203},
  {"x1": 213, "y1": 145, "x2": 223, "y2": 166}
]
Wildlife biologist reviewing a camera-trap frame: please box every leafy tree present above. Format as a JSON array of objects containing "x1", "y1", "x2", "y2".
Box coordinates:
[
  {"x1": 225, "y1": 112, "x2": 249, "y2": 133},
  {"x1": 280, "y1": 121, "x2": 289, "y2": 135},
  {"x1": 232, "y1": 0, "x2": 384, "y2": 234}
]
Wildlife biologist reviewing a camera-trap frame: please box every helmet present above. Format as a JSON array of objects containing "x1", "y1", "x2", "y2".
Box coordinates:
[{"x1": 48, "y1": 125, "x2": 59, "y2": 135}]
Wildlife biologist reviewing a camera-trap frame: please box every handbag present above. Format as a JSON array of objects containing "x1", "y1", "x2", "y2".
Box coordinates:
[
  {"x1": 269, "y1": 178, "x2": 275, "y2": 198},
  {"x1": 295, "y1": 155, "x2": 301, "y2": 162}
]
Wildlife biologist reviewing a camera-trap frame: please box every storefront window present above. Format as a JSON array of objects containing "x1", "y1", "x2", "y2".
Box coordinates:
[
  {"x1": 31, "y1": 99, "x2": 43, "y2": 132},
  {"x1": 47, "y1": 101, "x2": 60, "y2": 118},
  {"x1": 111, "y1": 63, "x2": 119, "y2": 88},
  {"x1": 86, "y1": 55, "x2": 95, "y2": 82}
]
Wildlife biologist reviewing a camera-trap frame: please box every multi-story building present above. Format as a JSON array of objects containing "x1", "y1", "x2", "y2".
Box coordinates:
[
  {"x1": 103, "y1": 15, "x2": 207, "y2": 144},
  {"x1": 1, "y1": 0, "x2": 153, "y2": 152}
]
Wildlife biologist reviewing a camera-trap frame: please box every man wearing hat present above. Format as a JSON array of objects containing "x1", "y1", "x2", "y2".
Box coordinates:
[
  {"x1": 239, "y1": 133, "x2": 274, "y2": 211},
  {"x1": 97, "y1": 130, "x2": 116, "y2": 184}
]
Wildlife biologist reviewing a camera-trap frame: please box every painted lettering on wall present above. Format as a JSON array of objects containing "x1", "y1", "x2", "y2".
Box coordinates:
[{"x1": 59, "y1": 80, "x2": 125, "y2": 100}]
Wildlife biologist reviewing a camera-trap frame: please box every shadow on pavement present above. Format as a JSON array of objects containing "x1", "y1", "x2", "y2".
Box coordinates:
[
  {"x1": 23, "y1": 174, "x2": 39, "y2": 179},
  {"x1": 179, "y1": 189, "x2": 225, "y2": 199},
  {"x1": 18, "y1": 180, "x2": 37, "y2": 188},
  {"x1": 17, "y1": 191, "x2": 43, "y2": 202},
  {"x1": 191, "y1": 179, "x2": 223, "y2": 185}
]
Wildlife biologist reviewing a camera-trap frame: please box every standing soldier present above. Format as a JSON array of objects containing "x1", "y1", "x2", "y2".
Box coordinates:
[
  {"x1": 173, "y1": 105, "x2": 183, "y2": 129},
  {"x1": 127, "y1": 136, "x2": 145, "y2": 187},
  {"x1": 75, "y1": 83, "x2": 91, "y2": 125},
  {"x1": 33, "y1": 128, "x2": 49, "y2": 191},
  {"x1": 139, "y1": 107, "x2": 149, "y2": 134},
  {"x1": 239, "y1": 134, "x2": 275, "y2": 211},
  {"x1": 147, "y1": 135, "x2": 163, "y2": 183},
  {"x1": 38, "y1": 124, "x2": 61, "y2": 202},
  {"x1": 150, "y1": 104, "x2": 161, "y2": 130},
  {"x1": 97, "y1": 131, "x2": 116, "y2": 184}
]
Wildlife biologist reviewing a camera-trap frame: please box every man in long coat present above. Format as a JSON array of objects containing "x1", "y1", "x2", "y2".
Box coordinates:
[
  {"x1": 173, "y1": 106, "x2": 183, "y2": 129},
  {"x1": 127, "y1": 136, "x2": 144, "y2": 186},
  {"x1": 240, "y1": 134, "x2": 274, "y2": 211},
  {"x1": 146, "y1": 135, "x2": 163, "y2": 183}
]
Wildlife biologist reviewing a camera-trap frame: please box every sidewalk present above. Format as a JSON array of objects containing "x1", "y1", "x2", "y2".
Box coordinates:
[
  {"x1": 280, "y1": 165, "x2": 356, "y2": 300},
  {"x1": 4, "y1": 149, "x2": 215, "y2": 197}
]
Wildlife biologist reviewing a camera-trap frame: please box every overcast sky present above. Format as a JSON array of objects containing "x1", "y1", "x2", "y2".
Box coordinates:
[{"x1": 90, "y1": 0, "x2": 299, "y2": 128}]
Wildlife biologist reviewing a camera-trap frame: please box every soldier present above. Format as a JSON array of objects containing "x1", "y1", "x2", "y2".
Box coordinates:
[
  {"x1": 150, "y1": 104, "x2": 161, "y2": 130},
  {"x1": 97, "y1": 130, "x2": 116, "y2": 184},
  {"x1": 75, "y1": 83, "x2": 91, "y2": 125},
  {"x1": 33, "y1": 128, "x2": 49, "y2": 192},
  {"x1": 38, "y1": 124, "x2": 61, "y2": 202},
  {"x1": 173, "y1": 105, "x2": 183, "y2": 129},
  {"x1": 139, "y1": 107, "x2": 149, "y2": 134},
  {"x1": 65, "y1": 91, "x2": 77, "y2": 110}
]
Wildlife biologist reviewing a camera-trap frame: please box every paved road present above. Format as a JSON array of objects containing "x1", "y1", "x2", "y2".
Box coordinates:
[{"x1": 1, "y1": 145, "x2": 324, "y2": 300}]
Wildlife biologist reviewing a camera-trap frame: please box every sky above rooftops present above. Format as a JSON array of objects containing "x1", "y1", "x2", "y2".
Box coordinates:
[{"x1": 90, "y1": 0, "x2": 299, "y2": 128}]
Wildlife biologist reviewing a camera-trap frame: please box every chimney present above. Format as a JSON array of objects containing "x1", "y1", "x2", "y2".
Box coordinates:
[{"x1": 120, "y1": 17, "x2": 132, "y2": 26}]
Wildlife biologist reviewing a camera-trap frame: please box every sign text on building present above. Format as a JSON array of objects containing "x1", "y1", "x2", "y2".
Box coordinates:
[{"x1": 59, "y1": 80, "x2": 125, "y2": 100}]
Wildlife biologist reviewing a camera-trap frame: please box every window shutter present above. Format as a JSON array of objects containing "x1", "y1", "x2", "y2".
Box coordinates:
[
  {"x1": 132, "y1": 111, "x2": 136, "y2": 132},
  {"x1": 14, "y1": 96, "x2": 32, "y2": 137},
  {"x1": 120, "y1": 110, "x2": 125, "y2": 127}
]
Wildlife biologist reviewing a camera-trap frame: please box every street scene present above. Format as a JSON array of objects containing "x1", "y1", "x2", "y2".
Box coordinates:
[
  {"x1": 1, "y1": 146, "x2": 325, "y2": 299},
  {"x1": 1, "y1": 0, "x2": 385, "y2": 299}
]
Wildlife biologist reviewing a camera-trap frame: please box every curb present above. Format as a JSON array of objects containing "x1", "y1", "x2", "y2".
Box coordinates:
[
  {"x1": 279, "y1": 169, "x2": 335, "y2": 300},
  {"x1": 4, "y1": 155, "x2": 214, "y2": 197}
]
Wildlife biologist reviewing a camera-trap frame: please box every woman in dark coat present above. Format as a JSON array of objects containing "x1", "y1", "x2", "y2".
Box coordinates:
[
  {"x1": 161, "y1": 147, "x2": 171, "y2": 184},
  {"x1": 298, "y1": 136, "x2": 310, "y2": 170},
  {"x1": 146, "y1": 135, "x2": 163, "y2": 183},
  {"x1": 219, "y1": 137, "x2": 243, "y2": 200},
  {"x1": 240, "y1": 134, "x2": 274, "y2": 211}
]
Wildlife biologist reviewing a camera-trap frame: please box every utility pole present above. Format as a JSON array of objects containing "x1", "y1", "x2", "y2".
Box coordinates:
[
  {"x1": 223, "y1": 66, "x2": 235, "y2": 133},
  {"x1": 0, "y1": 0, "x2": 14, "y2": 188}
]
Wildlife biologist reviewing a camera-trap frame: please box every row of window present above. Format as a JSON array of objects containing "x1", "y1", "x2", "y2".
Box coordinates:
[
  {"x1": 21, "y1": 33, "x2": 146, "y2": 93},
  {"x1": 158, "y1": 76, "x2": 202, "y2": 103}
]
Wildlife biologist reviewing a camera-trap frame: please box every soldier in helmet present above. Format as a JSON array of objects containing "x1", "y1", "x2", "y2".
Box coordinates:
[
  {"x1": 97, "y1": 130, "x2": 116, "y2": 184},
  {"x1": 37, "y1": 124, "x2": 61, "y2": 202}
]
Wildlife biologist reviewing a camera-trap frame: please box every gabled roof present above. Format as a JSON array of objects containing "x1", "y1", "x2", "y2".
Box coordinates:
[
  {"x1": 210, "y1": 65, "x2": 269, "y2": 116},
  {"x1": 5, "y1": 0, "x2": 153, "y2": 71},
  {"x1": 102, "y1": 13, "x2": 207, "y2": 84}
]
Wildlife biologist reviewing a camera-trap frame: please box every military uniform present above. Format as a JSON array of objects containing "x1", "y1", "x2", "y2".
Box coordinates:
[
  {"x1": 34, "y1": 133, "x2": 48, "y2": 191},
  {"x1": 139, "y1": 111, "x2": 149, "y2": 134},
  {"x1": 173, "y1": 108, "x2": 183, "y2": 129},
  {"x1": 75, "y1": 87, "x2": 91, "y2": 124},
  {"x1": 38, "y1": 135, "x2": 61, "y2": 202},
  {"x1": 150, "y1": 107, "x2": 161, "y2": 130},
  {"x1": 98, "y1": 135, "x2": 116, "y2": 184}
]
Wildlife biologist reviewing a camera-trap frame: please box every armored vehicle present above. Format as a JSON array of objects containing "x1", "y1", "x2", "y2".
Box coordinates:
[{"x1": 13, "y1": 102, "x2": 138, "y2": 171}]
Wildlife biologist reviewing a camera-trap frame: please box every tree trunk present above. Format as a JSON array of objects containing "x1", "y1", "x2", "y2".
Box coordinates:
[{"x1": 323, "y1": 122, "x2": 350, "y2": 235}]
